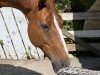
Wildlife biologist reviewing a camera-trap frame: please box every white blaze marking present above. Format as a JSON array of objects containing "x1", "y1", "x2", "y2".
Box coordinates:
[{"x1": 53, "y1": 14, "x2": 68, "y2": 55}]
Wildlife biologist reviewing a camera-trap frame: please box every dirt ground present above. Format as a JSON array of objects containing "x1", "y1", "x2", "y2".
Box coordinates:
[
  {"x1": 0, "y1": 52, "x2": 100, "y2": 75},
  {"x1": 0, "y1": 58, "x2": 56, "y2": 75}
]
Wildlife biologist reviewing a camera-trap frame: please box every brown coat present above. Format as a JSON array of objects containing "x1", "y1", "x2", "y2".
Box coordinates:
[{"x1": 0, "y1": 0, "x2": 70, "y2": 72}]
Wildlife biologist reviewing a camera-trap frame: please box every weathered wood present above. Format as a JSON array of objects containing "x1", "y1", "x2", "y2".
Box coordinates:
[
  {"x1": 12, "y1": 8, "x2": 41, "y2": 59},
  {"x1": 62, "y1": 28, "x2": 100, "y2": 57},
  {"x1": 0, "y1": 10, "x2": 17, "y2": 59},
  {"x1": 36, "y1": 47, "x2": 44, "y2": 59},
  {"x1": 66, "y1": 30, "x2": 100, "y2": 38},
  {"x1": 0, "y1": 45, "x2": 6, "y2": 59},
  {"x1": 1, "y1": 7, "x2": 26, "y2": 59},
  {"x1": 84, "y1": 0, "x2": 100, "y2": 30},
  {"x1": 0, "y1": 7, "x2": 44, "y2": 59},
  {"x1": 60, "y1": 12, "x2": 100, "y2": 20},
  {"x1": 67, "y1": 43, "x2": 100, "y2": 51}
]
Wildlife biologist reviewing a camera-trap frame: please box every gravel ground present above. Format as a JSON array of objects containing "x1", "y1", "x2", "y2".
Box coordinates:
[
  {"x1": 0, "y1": 52, "x2": 100, "y2": 75},
  {"x1": 57, "y1": 67, "x2": 100, "y2": 75}
]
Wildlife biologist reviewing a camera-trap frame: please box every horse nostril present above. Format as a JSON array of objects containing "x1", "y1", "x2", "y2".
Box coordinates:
[
  {"x1": 41, "y1": 24, "x2": 49, "y2": 30},
  {"x1": 62, "y1": 60, "x2": 70, "y2": 67}
]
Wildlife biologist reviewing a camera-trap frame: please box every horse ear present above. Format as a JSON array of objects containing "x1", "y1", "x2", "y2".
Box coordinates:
[{"x1": 38, "y1": 0, "x2": 46, "y2": 10}]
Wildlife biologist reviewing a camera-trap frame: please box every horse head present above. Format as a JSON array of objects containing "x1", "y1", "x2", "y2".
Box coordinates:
[
  {"x1": 27, "y1": 0, "x2": 70, "y2": 71},
  {"x1": 0, "y1": 0, "x2": 70, "y2": 72}
]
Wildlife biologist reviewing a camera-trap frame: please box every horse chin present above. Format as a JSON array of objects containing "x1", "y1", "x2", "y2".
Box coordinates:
[
  {"x1": 41, "y1": 43, "x2": 70, "y2": 72},
  {"x1": 52, "y1": 58, "x2": 70, "y2": 72}
]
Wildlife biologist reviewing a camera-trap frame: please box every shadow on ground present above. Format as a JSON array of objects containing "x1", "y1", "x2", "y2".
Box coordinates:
[
  {"x1": 0, "y1": 64, "x2": 42, "y2": 75},
  {"x1": 71, "y1": 51, "x2": 100, "y2": 71}
]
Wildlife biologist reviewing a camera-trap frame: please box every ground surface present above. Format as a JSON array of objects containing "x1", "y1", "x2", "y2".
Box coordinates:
[
  {"x1": 0, "y1": 52, "x2": 100, "y2": 75},
  {"x1": 0, "y1": 58, "x2": 56, "y2": 75}
]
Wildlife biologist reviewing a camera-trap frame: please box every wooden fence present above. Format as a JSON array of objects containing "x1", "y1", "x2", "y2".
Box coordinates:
[
  {"x1": 60, "y1": 12, "x2": 100, "y2": 52},
  {"x1": 0, "y1": 7, "x2": 100, "y2": 59},
  {"x1": 0, "y1": 7, "x2": 44, "y2": 59}
]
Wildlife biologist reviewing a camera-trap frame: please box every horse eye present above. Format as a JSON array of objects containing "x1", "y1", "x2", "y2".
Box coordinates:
[{"x1": 41, "y1": 24, "x2": 49, "y2": 30}]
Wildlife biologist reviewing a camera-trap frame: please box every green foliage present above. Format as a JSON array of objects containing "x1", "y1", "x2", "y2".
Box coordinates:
[
  {"x1": 56, "y1": 0, "x2": 95, "y2": 12},
  {"x1": 55, "y1": 0, "x2": 71, "y2": 12},
  {"x1": 71, "y1": 0, "x2": 95, "y2": 12},
  {"x1": 63, "y1": 20, "x2": 84, "y2": 30},
  {"x1": 55, "y1": 0, "x2": 95, "y2": 30},
  {"x1": 63, "y1": 21, "x2": 73, "y2": 30},
  {"x1": 0, "y1": 39, "x2": 4, "y2": 45}
]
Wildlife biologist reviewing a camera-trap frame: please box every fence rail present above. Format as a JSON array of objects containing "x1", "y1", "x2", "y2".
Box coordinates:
[
  {"x1": 67, "y1": 43, "x2": 100, "y2": 51},
  {"x1": 61, "y1": 12, "x2": 100, "y2": 53},
  {"x1": 60, "y1": 12, "x2": 100, "y2": 20},
  {"x1": 65, "y1": 30, "x2": 100, "y2": 38}
]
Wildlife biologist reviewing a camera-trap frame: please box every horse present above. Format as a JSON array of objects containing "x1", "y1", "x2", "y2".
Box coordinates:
[{"x1": 0, "y1": 0, "x2": 70, "y2": 72}]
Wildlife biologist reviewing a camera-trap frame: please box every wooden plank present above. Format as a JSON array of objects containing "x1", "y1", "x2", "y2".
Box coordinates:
[
  {"x1": 36, "y1": 47, "x2": 44, "y2": 60},
  {"x1": 1, "y1": 7, "x2": 26, "y2": 59},
  {"x1": 0, "y1": 45, "x2": 6, "y2": 59},
  {"x1": 0, "y1": 11, "x2": 18, "y2": 59},
  {"x1": 12, "y1": 8, "x2": 42, "y2": 59},
  {"x1": 60, "y1": 12, "x2": 100, "y2": 20},
  {"x1": 62, "y1": 28, "x2": 100, "y2": 57},
  {"x1": 63, "y1": 30, "x2": 100, "y2": 38},
  {"x1": 67, "y1": 43, "x2": 100, "y2": 51}
]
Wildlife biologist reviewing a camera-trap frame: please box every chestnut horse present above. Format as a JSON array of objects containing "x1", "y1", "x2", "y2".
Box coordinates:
[{"x1": 0, "y1": 0, "x2": 70, "y2": 71}]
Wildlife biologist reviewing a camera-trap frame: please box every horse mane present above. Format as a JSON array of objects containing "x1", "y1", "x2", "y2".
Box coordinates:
[
  {"x1": 46, "y1": 0, "x2": 57, "y2": 12},
  {"x1": 0, "y1": 0, "x2": 37, "y2": 10}
]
